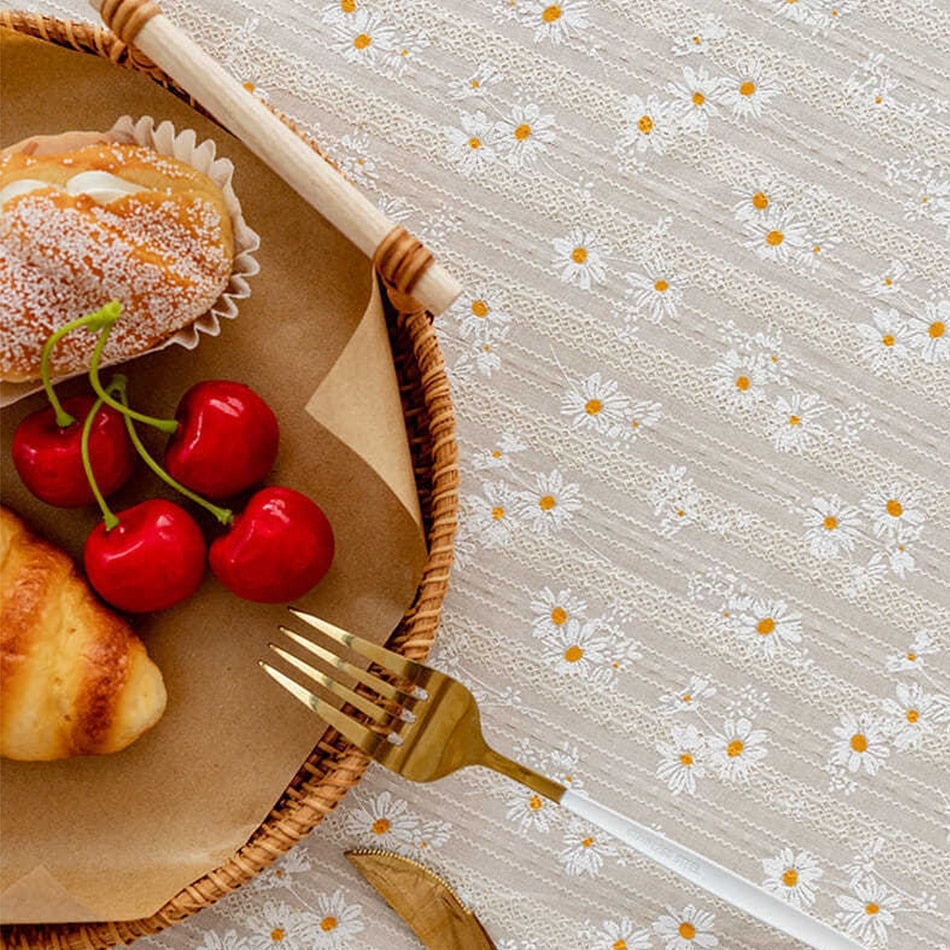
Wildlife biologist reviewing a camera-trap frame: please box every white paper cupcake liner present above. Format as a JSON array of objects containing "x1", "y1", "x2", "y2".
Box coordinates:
[{"x1": 0, "y1": 115, "x2": 260, "y2": 406}]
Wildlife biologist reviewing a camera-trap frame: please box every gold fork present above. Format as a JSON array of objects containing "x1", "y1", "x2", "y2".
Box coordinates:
[{"x1": 262, "y1": 609, "x2": 861, "y2": 950}]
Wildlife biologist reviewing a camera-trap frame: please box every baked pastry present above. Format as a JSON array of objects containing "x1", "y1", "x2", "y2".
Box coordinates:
[
  {"x1": 0, "y1": 133, "x2": 235, "y2": 382},
  {"x1": 0, "y1": 506, "x2": 167, "y2": 760}
]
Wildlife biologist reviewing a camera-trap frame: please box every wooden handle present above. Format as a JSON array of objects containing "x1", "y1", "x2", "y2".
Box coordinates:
[{"x1": 90, "y1": 0, "x2": 462, "y2": 316}]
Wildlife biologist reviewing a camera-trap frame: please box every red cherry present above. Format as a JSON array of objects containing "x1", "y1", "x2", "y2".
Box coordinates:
[
  {"x1": 165, "y1": 380, "x2": 279, "y2": 499},
  {"x1": 11, "y1": 396, "x2": 136, "y2": 507},
  {"x1": 209, "y1": 486, "x2": 334, "y2": 603},
  {"x1": 84, "y1": 499, "x2": 207, "y2": 612}
]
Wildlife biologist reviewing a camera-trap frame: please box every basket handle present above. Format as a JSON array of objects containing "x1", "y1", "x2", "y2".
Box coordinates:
[{"x1": 90, "y1": 0, "x2": 462, "y2": 316}]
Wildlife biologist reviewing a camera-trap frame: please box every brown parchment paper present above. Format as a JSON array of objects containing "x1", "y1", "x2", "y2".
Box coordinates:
[{"x1": 0, "y1": 30, "x2": 428, "y2": 923}]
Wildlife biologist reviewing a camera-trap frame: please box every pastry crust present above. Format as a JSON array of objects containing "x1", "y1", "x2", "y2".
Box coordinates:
[
  {"x1": 0, "y1": 506, "x2": 167, "y2": 760},
  {"x1": 0, "y1": 136, "x2": 234, "y2": 382}
]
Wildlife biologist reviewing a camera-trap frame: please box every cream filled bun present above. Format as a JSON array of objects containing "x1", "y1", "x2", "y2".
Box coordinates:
[{"x1": 0, "y1": 131, "x2": 234, "y2": 383}]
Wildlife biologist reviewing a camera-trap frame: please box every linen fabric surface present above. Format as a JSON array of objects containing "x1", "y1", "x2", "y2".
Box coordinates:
[{"x1": 11, "y1": 0, "x2": 950, "y2": 947}]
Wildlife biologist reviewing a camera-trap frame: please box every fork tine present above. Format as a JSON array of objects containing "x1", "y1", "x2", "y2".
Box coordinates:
[
  {"x1": 259, "y1": 661, "x2": 382, "y2": 756},
  {"x1": 278, "y1": 626, "x2": 417, "y2": 703},
  {"x1": 289, "y1": 609, "x2": 426, "y2": 683},
  {"x1": 268, "y1": 643, "x2": 393, "y2": 725}
]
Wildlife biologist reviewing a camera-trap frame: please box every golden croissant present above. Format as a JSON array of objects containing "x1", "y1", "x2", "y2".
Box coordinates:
[{"x1": 0, "y1": 506, "x2": 167, "y2": 760}]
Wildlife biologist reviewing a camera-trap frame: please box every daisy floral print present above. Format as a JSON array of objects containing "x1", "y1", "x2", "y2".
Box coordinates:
[{"x1": 117, "y1": 0, "x2": 950, "y2": 947}]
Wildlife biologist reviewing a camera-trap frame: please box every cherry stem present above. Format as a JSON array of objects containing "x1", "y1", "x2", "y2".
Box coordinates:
[
  {"x1": 80, "y1": 375, "x2": 127, "y2": 531},
  {"x1": 116, "y1": 387, "x2": 233, "y2": 527},
  {"x1": 41, "y1": 301, "x2": 123, "y2": 428},
  {"x1": 87, "y1": 313, "x2": 179, "y2": 434}
]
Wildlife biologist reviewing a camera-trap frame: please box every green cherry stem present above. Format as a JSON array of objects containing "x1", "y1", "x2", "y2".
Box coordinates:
[
  {"x1": 41, "y1": 301, "x2": 124, "y2": 428},
  {"x1": 80, "y1": 375, "x2": 128, "y2": 531},
  {"x1": 86, "y1": 312, "x2": 179, "y2": 435},
  {"x1": 116, "y1": 387, "x2": 233, "y2": 527}
]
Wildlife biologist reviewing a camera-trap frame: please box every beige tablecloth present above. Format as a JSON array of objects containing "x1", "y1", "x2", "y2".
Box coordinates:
[{"x1": 11, "y1": 0, "x2": 950, "y2": 946}]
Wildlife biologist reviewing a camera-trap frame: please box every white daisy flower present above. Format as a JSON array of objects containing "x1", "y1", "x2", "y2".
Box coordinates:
[
  {"x1": 246, "y1": 901, "x2": 319, "y2": 949},
  {"x1": 648, "y1": 464, "x2": 701, "y2": 535},
  {"x1": 656, "y1": 722, "x2": 706, "y2": 795},
  {"x1": 862, "y1": 483, "x2": 925, "y2": 543},
  {"x1": 708, "y1": 350, "x2": 769, "y2": 413},
  {"x1": 468, "y1": 480, "x2": 520, "y2": 546},
  {"x1": 856, "y1": 308, "x2": 912, "y2": 373},
  {"x1": 743, "y1": 207, "x2": 807, "y2": 263},
  {"x1": 516, "y1": 469, "x2": 582, "y2": 534},
  {"x1": 473, "y1": 431, "x2": 527, "y2": 471},
  {"x1": 762, "y1": 848, "x2": 824, "y2": 909},
  {"x1": 519, "y1": 0, "x2": 589, "y2": 45},
  {"x1": 769, "y1": 392, "x2": 825, "y2": 454},
  {"x1": 658, "y1": 675, "x2": 717, "y2": 716},
  {"x1": 885, "y1": 629, "x2": 940, "y2": 673},
  {"x1": 618, "y1": 95, "x2": 678, "y2": 156},
  {"x1": 859, "y1": 260, "x2": 913, "y2": 297},
  {"x1": 707, "y1": 717, "x2": 769, "y2": 782},
  {"x1": 330, "y1": 10, "x2": 397, "y2": 67},
  {"x1": 846, "y1": 552, "x2": 889, "y2": 597},
  {"x1": 887, "y1": 543, "x2": 915, "y2": 578},
  {"x1": 322, "y1": 0, "x2": 357, "y2": 25},
  {"x1": 453, "y1": 333, "x2": 507, "y2": 377},
  {"x1": 735, "y1": 598, "x2": 803, "y2": 658},
  {"x1": 561, "y1": 371, "x2": 630, "y2": 435},
  {"x1": 906, "y1": 298, "x2": 950, "y2": 362},
  {"x1": 455, "y1": 287, "x2": 513, "y2": 339},
  {"x1": 552, "y1": 227, "x2": 612, "y2": 289},
  {"x1": 196, "y1": 933, "x2": 252, "y2": 950},
  {"x1": 450, "y1": 61, "x2": 503, "y2": 99},
  {"x1": 311, "y1": 889, "x2": 364, "y2": 947},
  {"x1": 720, "y1": 59, "x2": 780, "y2": 119},
  {"x1": 653, "y1": 904, "x2": 718, "y2": 949},
  {"x1": 592, "y1": 918, "x2": 653, "y2": 950},
  {"x1": 731, "y1": 173, "x2": 790, "y2": 224},
  {"x1": 830, "y1": 712, "x2": 890, "y2": 775},
  {"x1": 802, "y1": 495, "x2": 863, "y2": 558},
  {"x1": 335, "y1": 130, "x2": 376, "y2": 186},
  {"x1": 493, "y1": 102, "x2": 557, "y2": 168},
  {"x1": 759, "y1": 0, "x2": 825, "y2": 25},
  {"x1": 343, "y1": 790, "x2": 420, "y2": 850},
  {"x1": 506, "y1": 788, "x2": 554, "y2": 834},
  {"x1": 374, "y1": 192, "x2": 413, "y2": 224},
  {"x1": 543, "y1": 618, "x2": 617, "y2": 685},
  {"x1": 672, "y1": 15, "x2": 726, "y2": 57},
  {"x1": 625, "y1": 257, "x2": 685, "y2": 323},
  {"x1": 835, "y1": 877, "x2": 900, "y2": 946},
  {"x1": 667, "y1": 66, "x2": 726, "y2": 133},
  {"x1": 547, "y1": 744, "x2": 584, "y2": 788},
  {"x1": 559, "y1": 817, "x2": 617, "y2": 876},
  {"x1": 623, "y1": 400, "x2": 663, "y2": 440},
  {"x1": 796, "y1": 231, "x2": 840, "y2": 272},
  {"x1": 530, "y1": 586, "x2": 588, "y2": 637},
  {"x1": 882, "y1": 682, "x2": 948, "y2": 750},
  {"x1": 444, "y1": 111, "x2": 497, "y2": 176}
]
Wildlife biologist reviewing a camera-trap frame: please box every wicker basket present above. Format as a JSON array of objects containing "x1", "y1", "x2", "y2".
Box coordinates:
[{"x1": 0, "y1": 11, "x2": 458, "y2": 948}]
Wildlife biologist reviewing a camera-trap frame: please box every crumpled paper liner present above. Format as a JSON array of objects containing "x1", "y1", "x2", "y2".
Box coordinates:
[{"x1": 0, "y1": 113, "x2": 261, "y2": 406}]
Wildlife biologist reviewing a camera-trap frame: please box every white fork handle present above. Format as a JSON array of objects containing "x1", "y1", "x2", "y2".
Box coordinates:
[{"x1": 560, "y1": 790, "x2": 861, "y2": 949}]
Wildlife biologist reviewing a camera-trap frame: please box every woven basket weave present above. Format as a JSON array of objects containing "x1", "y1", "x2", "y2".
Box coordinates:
[{"x1": 0, "y1": 11, "x2": 459, "y2": 949}]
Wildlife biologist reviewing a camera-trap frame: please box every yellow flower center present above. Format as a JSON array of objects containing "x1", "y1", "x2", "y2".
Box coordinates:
[
  {"x1": 907, "y1": 652, "x2": 916, "y2": 661},
  {"x1": 679, "y1": 922, "x2": 697, "y2": 939},
  {"x1": 757, "y1": 617, "x2": 775, "y2": 635},
  {"x1": 850, "y1": 734, "x2": 868, "y2": 753},
  {"x1": 542, "y1": 4, "x2": 562, "y2": 21},
  {"x1": 766, "y1": 230, "x2": 785, "y2": 246},
  {"x1": 692, "y1": 91, "x2": 705, "y2": 106},
  {"x1": 680, "y1": 753, "x2": 693, "y2": 766},
  {"x1": 471, "y1": 299, "x2": 489, "y2": 317},
  {"x1": 270, "y1": 929, "x2": 285, "y2": 942},
  {"x1": 613, "y1": 942, "x2": 627, "y2": 950},
  {"x1": 654, "y1": 279, "x2": 669, "y2": 292},
  {"x1": 468, "y1": 137, "x2": 481, "y2": 149},
  {"x1": 882, "y1": 333, "x2": 895, "y2": 346},
  {"x1": 823, "y1": 515, "x2": 838, "y2": 530},
  {"x1": 341, "y1": 0, "x2": 355, "y2": 10},
  {"x1": 539, "y1": 494, "x2": 556, "y2": 510},
  {"x1": 739, "y1": 81, "x2": 756, "y2": 96},
  {"x1": 581, "y1": 836, "x2": 594, "y2": 847},
  {"x1": 886, "y1": 499, "x2": 903, "y2": 517},
  {"x1": 789, "y1": 414, "x2": 801, "y2": 425},
  {"x1": 585, "y1": 398, "x2": 603, "y2": 414},
  {"x1": 865, "y1": 903, "x2": 880, "y2": 916},
  {"x1": 551, "y1": 606, "x2": 567, "y2": 625},
  {"x1": 735, "y1": 375, "x2": 751, "y2": 391},
  {"x1": 727, "y1": 739, "x2": 744, "y2": 757},
  {"x1": 638, "y1": 115, "x2": 654, "y2": 134},
  {"x1": 372, "y1": 818, "x2": 390, "y2": 834},
  {"x1": 752, "y1": 191, "x2": 769, "y2": 209},
  {"x1": 884, "y1": 278, "x2": 893, "y2": 285},
  {"x1": 564, "y1": 645, "x2": 584, "y2": 663},
  {"x1": 572, "y1": 246, "x2": 588, "y2": 264},
  {"x1": 242, "y1": 81, "x2": 256, "y2": 93},
  {"x1": 783, "y1": 868, "x2": 799, "y2": 887},
  {"x1": 321, "y1": 916, "x2": 338, "y2": 932},
  {"x1": 491, "y1": 506, "x2": 505, "y2": 521},
  {"x1": 529, "y1": 794, "x2": 543, "y2": 810},
  {"x1": 692, "y1": 35, "x2": 701, "y2": 44},
  {"x1": 514, "y1": 123, "x2": 532, "y2": 140},
  {"x1": 682, "y1": 694, "x2": 692, "y2": 703},
  {"x1": 929, "y1": 321, "x2": 945, "y2": 338},
  {"x1": 906, "y1": 709, "x2": 919, "y2": 723},
  {"x1": 353, "y1": 32, "x2": 371, "y2": 48}
]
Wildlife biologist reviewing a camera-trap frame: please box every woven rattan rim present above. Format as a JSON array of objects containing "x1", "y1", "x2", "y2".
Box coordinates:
[{"x1": 0, "y1": 11, "x2": 459, "y2": 949}]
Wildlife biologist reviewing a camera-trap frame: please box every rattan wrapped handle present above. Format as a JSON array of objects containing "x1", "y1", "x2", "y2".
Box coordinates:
[{"x1": 90, "y1": 0, "x2": 461, "y2": 316}]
